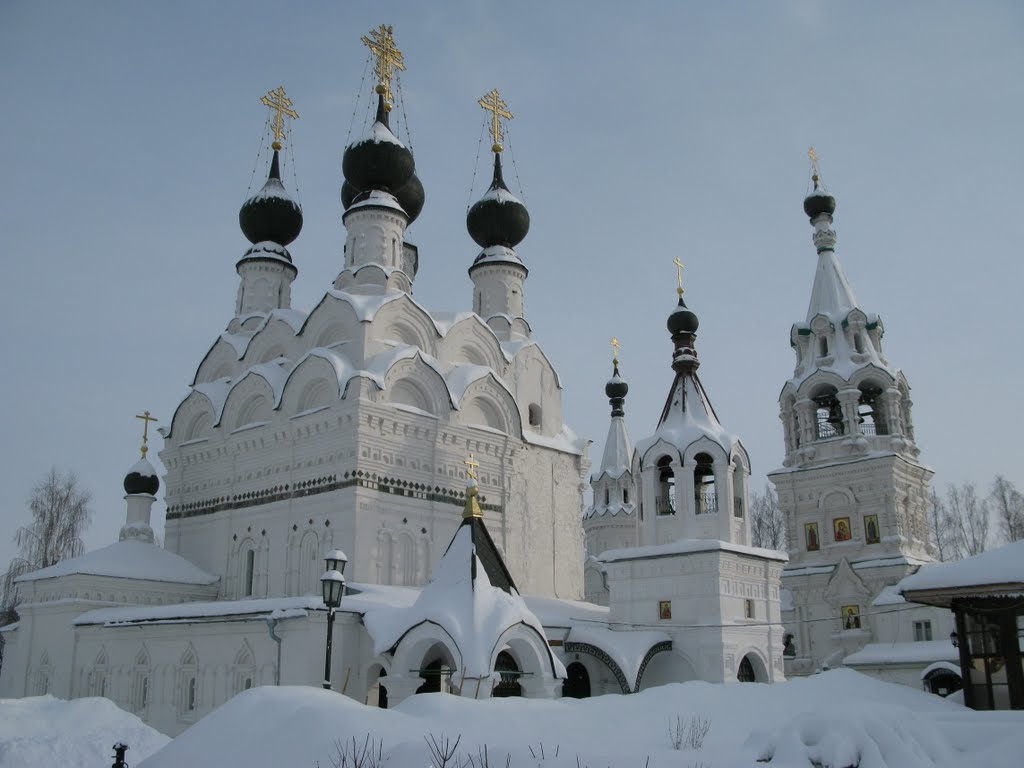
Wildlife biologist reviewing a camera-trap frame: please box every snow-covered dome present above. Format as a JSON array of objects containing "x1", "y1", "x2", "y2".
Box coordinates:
[
  {"x1": 605, "y1": 365, "x2": 628, "y2": 403},
  {"x1": 666, "y1": 295, "x2": 699, "y2": 336},
  {"x1": 467, "y1": 153, "x2": 530, "y2": 249},
  {"x1": 342, "y1": 94, "x2": 415, "y2": 197},
  {"x1": 238, "y1": 150, "x2": 303, "y2": 248},
  {"x1": 123, "y1": 457, "x2": 159, "y2": 496},
  {"x1": 803, "y1": 179, "x2": 836, "y2": 220}
]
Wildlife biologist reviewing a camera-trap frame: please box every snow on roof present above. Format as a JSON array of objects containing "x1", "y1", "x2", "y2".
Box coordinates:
[
  {"x1": 871, "y1": 585, "x2": 907, "y2": 607},
  {"x1": 363, "y1": 524, "x2": 556, "y2": 681},
  {"x1": 919, "y1": 660, "x2": 961, "y2": 680},
  {"x1": 346, "y1": 190, "x2": 406, "y2": 214},
  {"x1": 565, "y1": 624, "x2": 671, "y2": 689},
  {"x1": 127, "y1": 457, "x2": 157, "y2": 478},
  {"x1": 782, "y1": 563, "x2": 836, "y2": 577},
  {"x1": 75, "y1": 583, "x2": 419, "y2": 626},
  {"x1": 521, "y1": 595, "x2": 610, "y2": 626},
  {"x1": 480, "y1": 185, "x2": 523, "y2": 205},
  {"x1": 899, "y1": 540, "x2": 1024, "y2": 594},
  {"x1": 219, "y1": 331, "x2": 252, "y2": 357},
  {"x1": 522, "y1": 423, "x2": 588, "y2": 456},
  {"x1": 854, "y1": 555, "x2": 931, "y2": 571},
  {"x1": 354, "y1": 120, "x2": 405, "y2": 147},
  {"x1": 600, "y1": 538, "x2": 788, "y2": 564},
  {"x1": 806, "y1": 248, "x2": 860, "y2": 325},
  {"x1": 595, "y1": 414, "x2": 632, "y2": 480},
  {"x1": 472, "y1": 245, "x2": 525, "y2": 268},
  {"x1": 444, "y1": 363, "x2": 508, "y2": 407},
  {"x1": 635, "y1": 374, "x2": 739, "y2": 464},
  {"x1": 16, "y1": 539, "x2": 218, "y2": 585},
  {"x1": 843, "y1": 640, "x2": 959, "y2": 667},
  {"x1": 584, "y1": 502, "x2": 636, "y2": 520},
  {"x1": 238, "y1": 242, "x2": 294, "y2": 267}
]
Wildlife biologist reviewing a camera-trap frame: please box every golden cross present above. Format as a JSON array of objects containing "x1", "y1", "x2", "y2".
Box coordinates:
[
  {"x1": 464, "y1": 453, "x2": 480, "y2": 480},
  {"x1": 808, "y1": 146, "x2": 820, "y2": 183},
  {"x1": 260, "y1": 86, "x2": 298, "y2": 151},
  {"x1": 478, "y1": 88, "x2": 513, "y2": 152},
  {"x1": 361, "y1": 24, "x2": 406, "y2": 104},
  {"x1": 611, "y1": 337, "x2": 621, "y2": 364},
  {"x1": 135, "y1": 410, "x2": 158, "y2": 458},
  {"x1": 673, "y1": 257, "x2": 685, "y2": 296}
]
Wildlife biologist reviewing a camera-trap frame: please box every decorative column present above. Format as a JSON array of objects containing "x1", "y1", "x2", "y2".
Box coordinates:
[
  {"x1": 719, "y1": 462, "x2": 736, "y2": 542},
  {"x1": 796, "y1": 399, "x2": 816, "y2": 447},
  {"x1": 838, "y1": 388, "x2": 861, "y2": 436}
]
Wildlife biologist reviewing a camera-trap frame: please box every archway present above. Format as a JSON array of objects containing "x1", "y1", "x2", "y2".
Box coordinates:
[
  {"x1": 737, "y1": 655, "x2": 756, "y2": 682},
  {"x1": 493, "y1": 651, "x2": 522, "y2": 697},
  {"x1": 562, "y1": 662, "x2": 591, "y2": 699}
]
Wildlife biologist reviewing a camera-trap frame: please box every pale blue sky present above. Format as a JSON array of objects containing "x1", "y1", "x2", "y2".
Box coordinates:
[{"x1": 1, "y1": 1, "x2": 1021, "y2": 569}]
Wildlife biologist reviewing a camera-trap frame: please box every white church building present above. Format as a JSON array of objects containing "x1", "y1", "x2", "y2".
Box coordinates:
[{"x1": 0, "y1": 26, "x2": 963, "y2": 737}]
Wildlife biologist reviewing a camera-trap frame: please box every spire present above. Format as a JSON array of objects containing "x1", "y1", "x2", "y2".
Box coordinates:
[
  {"x1": 597, "y1": 341, "x2": 633, "y2": 479},
  {"x1": 667, "y1": 259, "x2": 700, "y2": 375},
  {"x1": 801, "y1": 148, "x2": 858, "y2": 323}
]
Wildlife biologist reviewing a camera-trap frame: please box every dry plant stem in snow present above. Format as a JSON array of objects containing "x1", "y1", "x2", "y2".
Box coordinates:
[
  {"x1": 324, "y1": 735, "x2": 386, "y2": 768},
  {"x1": 669, "y1": 715, "x2": 711, "y2": 751},
  {"x1": 425, "y1": 733, "x2": 461, "y2": 768}
]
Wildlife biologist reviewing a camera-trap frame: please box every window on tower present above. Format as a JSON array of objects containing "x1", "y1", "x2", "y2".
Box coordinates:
[
  {"x1": 656, "y1": 456, "x2": 675, "y2": 515},
  {"x1": 856, "y1": 384, "x2": 888, "y2": 436},
  {"x1": 812, "y1": 386, "x2": 844, "y2": 439},
  {"x1": 694, "y1": 454, "x2": 717, "y2": 514}
]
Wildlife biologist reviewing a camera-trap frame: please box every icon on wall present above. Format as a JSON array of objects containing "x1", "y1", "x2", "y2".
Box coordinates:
[
  {"x1": 833, "y1": 517, "x2": 852, "y2": 542},
  {"x1": 864, "y1": 514, "x2": 880, "y2": 544},
  {"x1": 659, "y1": 600, "x2": 672, "y2": 620},
  {"x1": 805, "y1": 522, "x2": 820, "y2": 551}
]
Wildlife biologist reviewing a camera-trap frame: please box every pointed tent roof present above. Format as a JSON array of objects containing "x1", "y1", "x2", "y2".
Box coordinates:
[
  {"x1": 596, "y1": 415, "x2": 633, "y2": 480},
  {"x1": 806, "y1": 249, "x2": 860, "y2": 324}
]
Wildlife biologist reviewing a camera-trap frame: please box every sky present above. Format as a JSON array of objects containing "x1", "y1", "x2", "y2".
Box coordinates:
[{"x1": 1, "y1": 1, "x2": 1021, "y2": 572}]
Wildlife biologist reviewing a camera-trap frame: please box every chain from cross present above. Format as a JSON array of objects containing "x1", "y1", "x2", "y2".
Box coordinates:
[
  {"x1": 361, "y1": 24, "x2": 405, "y2": 104},
  {"x1": 478, "y1": 89, "x2": 513, "y2": 150},
  {"x1": 464, "y1": 453, "x2": 480, "y2": 480},
  {"x1": 261, "y1": 86, "x2": 298, "y2": 149},
  {"x1": 611, "y1": 337, "x2": 621, "y2": 363},
  {"x1": 673, "y1": 258, "x2": 685, "y2": 296},
  {"x1": 135, "y1": 410, "x2": 158, "y2": 458}
]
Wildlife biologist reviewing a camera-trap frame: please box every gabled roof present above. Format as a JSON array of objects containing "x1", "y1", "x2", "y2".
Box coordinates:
[{"x1": 16, "y1": 540, "x2": 219, "y2": 586}]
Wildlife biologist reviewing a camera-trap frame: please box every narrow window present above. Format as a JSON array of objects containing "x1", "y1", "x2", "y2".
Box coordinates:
[
  {"x1": 623, "y1": 488, "x2": 629, "y2": 504},
  {"x1": 744, "y1": 599, "x2": 755, "y2": 619},
  {"x1": 187, "y1": 676, "x2": 197, "y2": 711},
  {"x1": 818, "y1": 336, "x2": 828, "y2": 356},
  {"x1": 656, "y1": 456, "x2": 675, "y2": 515},
  {"x1": 853, "y1": 333, "x2": 864, "y2": 353},
  {"x1": 604, "y1": 488, "x2": 610, "y2": 505},
  {"x1": 693, "y1": 453, "x2": 717, "y2": 514},
  {"x1": 244, "y1": 549, "x2": 255, "y2": 597}
]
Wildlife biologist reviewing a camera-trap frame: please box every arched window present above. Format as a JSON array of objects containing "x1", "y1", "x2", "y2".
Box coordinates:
[
  {"x1": 812, "y1": 386, "x2": 844, "y2": 439},
  {"x1": 298, "y1": 531, "x2": 320, "y2": 596},
  {"x1": 732, "y1": 456, "x2": 745, "y2": 518},
  {"x1": 656, "y1": 456, "x2": 675, "y2": 515},
  {"x1": 562, "y1": 662, "x2": 591, "y2": 699},
  {"x1": 528, "y1": 404, "x2": 542, "y2": 428},
  {"x1": 604, "y1": 488, "x2": 610, "y2": 505},
  {"x1": 244, "y1": 549, "x2": 255, "y2": 597},
  {"x1": 857, "y1": 384, "x2": 887, "y2": 436},
  {"x1": 694, "y1": 453, "x2": 717, "y2": 515},
  {"x1": 623, "y1": 488, "x2": 630, "y2": 504},
  {"x1": 818, "y1": 335, "x2": 829, "y2": 357}
]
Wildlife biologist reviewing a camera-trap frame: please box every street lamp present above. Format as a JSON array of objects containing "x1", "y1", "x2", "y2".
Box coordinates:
[{"x1": 320, "y1": 550, "x2": 347, "y2": 691}]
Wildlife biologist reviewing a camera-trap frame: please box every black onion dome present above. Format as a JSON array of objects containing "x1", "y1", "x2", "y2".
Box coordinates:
[
  {"x1": 342, "y1": 94, "x2": 415, "y2": 194},
  {"x1": 124, "y1": 458, "x2": 159, "y2": 496},
  {"x1": 803, "y1": 182, "x2": 836, "y2": 220},
  {"x1": 341, "y1": 180, "x2": 359, "y2": 210},
  {"x1": 606, "y1": 367, "x2": 629, "y2": 402},
  {"x1": 467, "y1": 153, "x2": 530, "y2": 249},
  {"x1": 239, "y1": 151, "x2": 303, "y2": 246},
  {"x1": 667, "y1": 296, "x2": 699, "y2": 336},
  {"x1": 393, "y1": 172, "x2": 425, "y2": 222}
]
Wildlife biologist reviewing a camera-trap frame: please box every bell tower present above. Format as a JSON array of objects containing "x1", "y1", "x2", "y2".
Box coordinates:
[{"x1": 769, "y1": 152, "x2": 935, "y2": 673}]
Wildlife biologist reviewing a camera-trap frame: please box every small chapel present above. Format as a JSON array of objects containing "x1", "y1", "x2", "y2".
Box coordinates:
[{"x1": 0, "y1": 24, "x2": 963, "y2": 736}]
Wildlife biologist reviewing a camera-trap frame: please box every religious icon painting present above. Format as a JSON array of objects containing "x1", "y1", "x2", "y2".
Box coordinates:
[
  {"x1": 842, "y1": 604, "x2": 861, "y2": 630},
  {"x1": 659, "y1": 600, "x2": 672, "y2": 620},
  {"x1": 804, "y1": 522, "x2": 820, "y2": 552},
  {"x1": 833, "y1": 516, "x2": 852, "y2": 542},
  {"x1": 864, "y1": 514, "x2": 880, "y2": 544}
]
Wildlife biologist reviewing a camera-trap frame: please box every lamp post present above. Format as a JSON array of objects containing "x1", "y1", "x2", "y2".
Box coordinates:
[{"x1": 320, "y1": 550, "x2": 347, "y2": 691}]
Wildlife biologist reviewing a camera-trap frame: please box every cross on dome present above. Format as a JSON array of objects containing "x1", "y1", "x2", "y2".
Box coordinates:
[
  {"x1": 361, "y1": 24, "x2": 405, "y2": 105},
  {"x1": 135, "y1": 410, "x2": 157, "y2": 458},
  {"x1": 464, "y1": 453, "x2": 480, "y2": 480},
  {"x1": 478, "y1": 88, "x2": 513, "y2": 153},
  {"x1": 611, "y1": 337, "x2": 621, "y2": 365},
  {"x1": 260, "y1": 86, "x2": 298, "y2": 151},
  {"x1": 674, "y1": 257, "x2": 686, "y2": 297}
]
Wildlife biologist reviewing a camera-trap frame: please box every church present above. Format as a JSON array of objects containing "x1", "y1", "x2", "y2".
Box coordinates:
[{"x1": 0, "y1": 25, "x2": 956, "y2": 736}]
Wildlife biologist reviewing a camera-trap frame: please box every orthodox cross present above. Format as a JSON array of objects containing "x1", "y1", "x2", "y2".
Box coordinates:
[
  {"x1": 673, "y1": 257, "x2": 685, "y2": 297},
  {"x1": 260, "y1": 86, "x2": 298, "y2": 151},
  {"x1": 611, "y1": 337, "x2": 621, "y2": 365},
  {"x1": 478, "y1": 88, "x2": 512, "y2": 152},
  {"x1": 135, "y1": 410, "x2": 158, "y2": 458},
  {"x1": 808, "y1": 146, "x2": 821, "y2": 185},
  {"x1": 464, "y1": 453, "x2": 480, "y2": 480},
  {"x1": 361, "y1": 24, "x2": 405, "y2": 104}
]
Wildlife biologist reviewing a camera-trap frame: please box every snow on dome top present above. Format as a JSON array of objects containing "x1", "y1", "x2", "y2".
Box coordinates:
[
  {"x1": 467, "y1": 154, "x2": 530, "y2": 250},
  {"x1": 342, "y1": 94, "x2": 415, "y2": 194},
  {"x1": 124, "y1": 457, "x2": 159, "y2": 495},
  {"x1": 239, "y1": 151, "x2": 303, "y2": 247}
]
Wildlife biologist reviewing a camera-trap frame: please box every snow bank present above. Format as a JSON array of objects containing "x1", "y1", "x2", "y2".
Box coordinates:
[
  {"x1": 0, "y1": 695, "x2": 169, "y2": 768},
  {"x1": 138, "y1": 669, "x2": 1022, "y2": 768}
]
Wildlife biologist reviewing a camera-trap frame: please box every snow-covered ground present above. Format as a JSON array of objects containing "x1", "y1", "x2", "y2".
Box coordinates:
[
  {"x1": 0, "y1": 695, "x2": 169, "y2": 768},
  {"x1": 4, "y1": 671, "x2": 1022, "y2": 768}
]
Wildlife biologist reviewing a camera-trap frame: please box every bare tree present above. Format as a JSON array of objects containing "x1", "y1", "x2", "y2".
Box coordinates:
[
  {"x1": 928, "y1": 489, "x2": 951, "y2": 561},
  {"x1": 1, "y1": 468, "x2": 93, "y2": 649},
  {"x1": 750, "y1": 483, "x2": 785, "y2": 550},
  {"x1": 942, "y1": 482, "x2": 989, "y2": 560},
  {"x1": 989, "y1": 475, "x2": 1024, "y2": 544}
]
